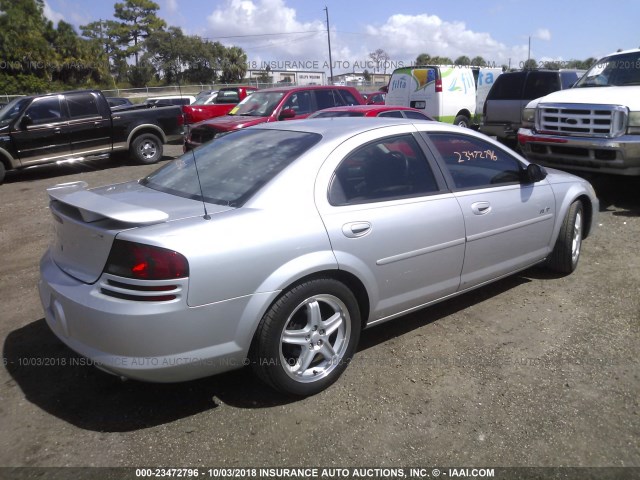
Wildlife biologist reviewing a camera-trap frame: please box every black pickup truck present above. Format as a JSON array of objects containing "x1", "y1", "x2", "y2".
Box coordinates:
[{"x1": 0, "y1": 89, "x2": 184, "y2": 183}]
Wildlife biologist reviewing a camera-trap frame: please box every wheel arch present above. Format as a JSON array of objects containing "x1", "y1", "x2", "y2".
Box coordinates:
[
  {"x1": 243, "y1": 268, "x2": 371, "y2": 358},
  {"x1": 455, "y1": 109, "x2": 472, "y2": 120},
  {"x1": 0, "y1": 147, "x2": 18, "y2": 170},
  {"x1": 551, "y1": 190, "x2": 595, "y2": 247},
  {"x1": 126, "y1": 124, "x2": 166, "y2": 149}
]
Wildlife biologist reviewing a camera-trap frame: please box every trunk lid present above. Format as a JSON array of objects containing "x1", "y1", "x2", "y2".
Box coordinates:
[{"x1": 47, "y1": 181, "x2": 232, "y2": 283}]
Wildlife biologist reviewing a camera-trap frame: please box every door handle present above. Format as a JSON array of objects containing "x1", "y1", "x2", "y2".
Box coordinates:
[
  {"x1": 342, "y1": 222, "x2": 371, "y2": 238},
  {"x1": 471, "y1": 201, "x2": 491, "y2": 215},
  {"x1": 53, "y1": 127, "x2": 61, "y2": 134}
]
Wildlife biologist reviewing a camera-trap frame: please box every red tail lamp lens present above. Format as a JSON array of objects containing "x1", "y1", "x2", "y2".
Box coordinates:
[{"x1": 106, "y1": 240, "x2": 189, "y2": 280}]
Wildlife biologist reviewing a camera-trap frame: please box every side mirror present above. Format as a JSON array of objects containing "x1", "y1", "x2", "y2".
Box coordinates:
[
  {"x1": 279, "y1": 108, "x2": 296, "y2": 120},
  {"x1": 19, "y1": 114, "x2": 33, "y2": 129},
  {"x1": 524, "y1": 163, "x2": 547, "y2": 183}
]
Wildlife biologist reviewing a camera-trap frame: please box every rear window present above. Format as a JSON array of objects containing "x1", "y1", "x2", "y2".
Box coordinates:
[
  {"x1": 141, "y1": 129, "x2": 321, "y2": 206},
  {"x1": 560, "y1": 71, "x2": 581, "y2": 89},
  {"x1": 487, "y1": 72, "x2": 526, "y2": 100}
]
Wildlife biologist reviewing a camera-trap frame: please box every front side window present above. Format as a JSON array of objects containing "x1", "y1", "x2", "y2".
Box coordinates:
[
  {"x1": 25, "y1": 97, "x2": 63, "y2": 125},
  {"x1": 142, "y1": 129, "x2": 321, "y2": 206},
  {"x1": 329, "y1": 134, "x2": 439, "y2": 205},
  {"x1": 283, "y1": 91, "x2": 312, "y2": 115},
  {"x1": 427, "y1": 133, "x2": 523, "y2": 189}
]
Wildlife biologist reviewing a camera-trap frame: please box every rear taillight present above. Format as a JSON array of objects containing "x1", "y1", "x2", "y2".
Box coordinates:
[
  {"x1": 435, "y1": 79, "x2": 443, "y2": 93},
  {"x1": 105, "y1": 240, "x2": 189, "y2": 280}
]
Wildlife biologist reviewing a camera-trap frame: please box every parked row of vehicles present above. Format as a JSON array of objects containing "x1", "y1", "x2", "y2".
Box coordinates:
[{"x1": 4, "y1": 48, "x2": 640, "y2": 186}]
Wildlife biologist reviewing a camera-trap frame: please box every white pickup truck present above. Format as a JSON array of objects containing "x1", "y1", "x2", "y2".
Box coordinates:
[{"x1": 518, "y1": 48, "x2": 640, "y2": 175}]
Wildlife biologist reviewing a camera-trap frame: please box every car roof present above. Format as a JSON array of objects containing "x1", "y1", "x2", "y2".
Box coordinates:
[
  {"x1": 251, "y1": 85, "x2": 359, "y2": 93},
  {"x1": 315, "y1": 105, "x2": 415, "y2": 113},
  {"x1": 252, "y1": 117, "x2": 457, "y2": 141}
]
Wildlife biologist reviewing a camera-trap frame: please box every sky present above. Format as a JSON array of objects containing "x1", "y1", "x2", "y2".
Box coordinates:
[{"x1": 43, "y1": 0, "x2": 640, "y2": 74}]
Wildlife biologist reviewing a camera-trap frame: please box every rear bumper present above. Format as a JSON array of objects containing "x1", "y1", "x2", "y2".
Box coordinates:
[
  {"x1": 518, "y1": 129, "x2": 640, "y2": 175},
  {"x1": 38, "y1": 250, "x2": 257, "y2": 383},
  {"x1": 165, "y1": 133, "x2": 185, "y2": 144},
  {"x1": 479, "y1": 123, "x2": 519, "y2": 141}
]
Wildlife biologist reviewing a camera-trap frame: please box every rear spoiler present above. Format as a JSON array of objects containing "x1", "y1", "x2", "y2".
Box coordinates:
[{"x1": 47, "y1": 181, "x2": 169, "y2": 225}]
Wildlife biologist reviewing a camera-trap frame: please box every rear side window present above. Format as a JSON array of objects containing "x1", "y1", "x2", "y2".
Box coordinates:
[
  {"x1": 67, "y1": 93, "x2": 101, "y2": 119},
  {"x1": 315, "y1": 89, "x2": 345, "y2": 109},
  {"x1": 523, "y1": 72, "x2": 560, "y2": 100},
  {"x1": 378, "y1": 110, "x2": 404, "y2": 118},
  {"x1": 337, "y1": 89, "x2": 359, "y2": 105},
  {"x1": 428, "y1": 133, "x2": 522, "y2": 189},
  {"x1": 487, "y1": 72, "x2": 526, "y2": 100},
  {"x1": 329, "y1": 134, "x2": 439, "y2": 205},
  {"x1": 403, "y1": 110, "x2": 431, "y2": 120}
]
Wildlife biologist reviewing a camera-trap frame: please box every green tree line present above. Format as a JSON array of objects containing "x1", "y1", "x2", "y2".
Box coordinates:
[
  {"x1": 415, "y1": 53, "x2": 598, "y2": 71},
  {"x1": 0, "y1": 0, "x2": 248, "y2": 94}
]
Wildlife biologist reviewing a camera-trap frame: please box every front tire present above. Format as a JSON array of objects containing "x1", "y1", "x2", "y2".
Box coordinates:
[
  {"x1": 547, "y1": 200, "x2": 583, "y2": 274},
  {"x1": 251, "y1": 278, "x2": 361, "y2": 396},
  {"x1": 130, "y1": 133, "x2": 163, "y2": 165},
  {"x1": 0, "y1": 161, "x2": 6, "y2": 185}
]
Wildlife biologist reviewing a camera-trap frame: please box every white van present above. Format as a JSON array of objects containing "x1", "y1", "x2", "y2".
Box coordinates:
[{"x1": 385, "y1": 65, "x2": 502, "y2": 127}]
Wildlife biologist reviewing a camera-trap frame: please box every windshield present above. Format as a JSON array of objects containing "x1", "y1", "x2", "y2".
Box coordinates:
[
  {"x1": 0, "y1": 97, "x2": 30, "y2": 127},
  {"x1": 574, "y1": 51, "x2": 640, "y2": 87},
  {"x1": 141, "y1": 128, "x2": 321, "y2": 206},
  {"x1": 229, "y1": 92, "x2": 284, "y2": 117},
  {"x1": 192, "y1": 94, "x2": 217, "y2": 105}
]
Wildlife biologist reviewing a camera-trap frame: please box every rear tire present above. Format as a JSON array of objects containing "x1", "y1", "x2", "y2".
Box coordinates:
[
  {"x1": 0, "y1": 161, "x2": 5, "y2": 185},
  {"x1": 251, "y1": 278, "x2": 361, "y2": 396},
  {"x1": 547, "y1": 200, "x2": 583, "y2": 274},
  {"x1": 454, "y1": 114, "x2": 470, "y2": 128},
  {"x1": 130, "y1": 133, "x2": 163, "y2": 165}
]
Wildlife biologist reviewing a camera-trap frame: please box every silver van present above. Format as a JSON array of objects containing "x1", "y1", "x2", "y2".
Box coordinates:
[{"x1": 480, "y1": 69, "x2": 584, "y2": 147}]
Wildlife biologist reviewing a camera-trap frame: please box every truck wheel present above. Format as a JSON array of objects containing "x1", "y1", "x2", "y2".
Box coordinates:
[
  {"x1": 454, "y1": 115, "x2": 471, "y2": 128},
  {"x1": 547, "y1": 200, "x2": 583, "y2": 274},
  {"x1": 0, "y1": 162, "x2": 5, "y2": 185},
  {"x1": 131, "y1": 134, "x2": 163, "y2": 165},
  {"x1": 251, "y1": 278, "x2": 361, "y2": 396}
]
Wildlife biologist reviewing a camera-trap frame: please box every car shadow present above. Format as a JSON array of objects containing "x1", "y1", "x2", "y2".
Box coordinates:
[
  {"x1": 3, "y1": 155, "x2": 174, "y2": 185},
  {"x1": 3, "y1": 319, "x2": 298, "y2": 432},
  {"x1": 3, "y1": 274, "x2": 530, "y2": 432},
  {"x1": 586, "y1": 174, "x2": 640, "y2": 216},
  {"x1": 357, "y1": 274, "x2": 530, "y2": 351}
]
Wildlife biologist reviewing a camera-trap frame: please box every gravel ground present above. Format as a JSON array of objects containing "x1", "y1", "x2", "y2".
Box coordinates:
[{"x1": 0, "y1": 145, "x2": 638, "y2": 474}]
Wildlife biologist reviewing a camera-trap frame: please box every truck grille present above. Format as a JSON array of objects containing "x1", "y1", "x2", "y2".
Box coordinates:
[{"x1": 536, "y1": 103, "x2": 627, "y2": 138}]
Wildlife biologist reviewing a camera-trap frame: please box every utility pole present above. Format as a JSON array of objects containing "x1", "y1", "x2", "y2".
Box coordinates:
[
  {"x1": 527, "y1": 36, "x2": 531, "y2": 67},
  {"x1": 324, "y1": 6, "x2": 334, "y2": 84}
]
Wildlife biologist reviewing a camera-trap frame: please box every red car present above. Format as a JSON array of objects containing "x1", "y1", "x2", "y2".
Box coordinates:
[
  {"x1": 185, "y1": 85, "x2": 365, "y2": 150},
  {"x1": 308, "y1": 105, "x2": 434, "y2": 120},
  {"x1": 182, "y1": 86, "x2": 258, "y2": 124},
  {"x1": 361, "y1": 91, "x2": 386, "y2": 105}
]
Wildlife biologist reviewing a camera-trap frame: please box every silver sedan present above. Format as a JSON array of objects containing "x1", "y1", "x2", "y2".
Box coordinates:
[{"x1": 39, "y1": 118, "x2": 598, "y2": 396}]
